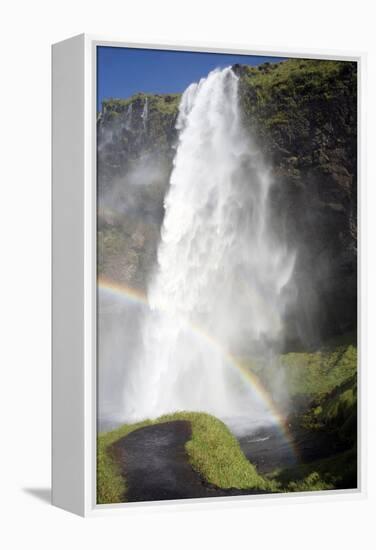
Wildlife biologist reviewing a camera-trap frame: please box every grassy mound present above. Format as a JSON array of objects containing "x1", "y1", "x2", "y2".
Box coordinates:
[{"x1": 97, "y1": 411, "x2": 272, "y2": 504}]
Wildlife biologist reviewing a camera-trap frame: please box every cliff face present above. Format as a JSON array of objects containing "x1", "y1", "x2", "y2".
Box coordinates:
[
  {"x1": 97, "y1": 59, "x2": 357, "y2": 345},
  {"x1": 98, "y1": 93, "x2": 179, "y2": 183},
  {"x1": 236, "y1": 60, "x2": 357, "y2": 344},
  {"x1": 97, "y1": 93, "x2": 180, "y2": 289}
]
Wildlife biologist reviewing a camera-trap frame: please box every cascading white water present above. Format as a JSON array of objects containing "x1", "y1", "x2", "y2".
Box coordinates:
[
  {"x1": 124, "y1": 103, "x2": 133, "y2": 130},
  {"x1": 122, "y1": 67, "x2": 295, "y2": 424},
  {"x1": 141, "y1": 97, "x2": 148, "y2": 130}
]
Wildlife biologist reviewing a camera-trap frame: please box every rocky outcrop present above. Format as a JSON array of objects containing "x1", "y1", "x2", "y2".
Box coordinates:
[
  {"x1": 236, "y1": 60, "x2": 357, "y2": 344},
  {"x1": 97, "y1": 93, "x2": 180, "y2": 290},
  {"x1": 97, "y1": 59, "x2": 357, "y2": 344},
  {"x1": 98, "y1": 92, "x2": 179, "y2": 186}
]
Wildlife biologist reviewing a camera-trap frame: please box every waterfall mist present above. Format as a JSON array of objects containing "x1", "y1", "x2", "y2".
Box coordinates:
[{"x1": 119, "y1": 67, "x2": 296, "y2": 427}]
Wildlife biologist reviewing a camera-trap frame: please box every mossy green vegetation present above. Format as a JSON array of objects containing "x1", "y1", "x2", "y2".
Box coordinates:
[
  {"x1": 102, "y1": 92, "x2": 180, "y2": 116},
  {"x1": 239, "y1": 59, "x2": 357, "y2": 156},
  {"x1": 272, "y1": 446, "x2": 357, "y2": 492},
  {"x1": 279, "y1": 342, "x2": 357, "y2": 444},
  {"x1": 101, "y1": 92, "x2": 180, "y2": 153},
  {"x1": 280, "y1": 344, "x2": 357, "y2": 400},
  {"x1": 180, "y1": 412, "x2": 272, "y2": 491},
  {"x1": 241, "y1": 339, "x2": 357, "y2": 406},
  {"x1": 97, "y1": 411, "x2": 273, "y2": 504},
  {"x1": 301, "y1": 372, "x2": 357, "y2": 440},
  {"x1": 98, "y1": 93, "x2": 181, "y2": 183},
  {"x1": 241, "y1": 338, "x2": 357, "y2": 493}
]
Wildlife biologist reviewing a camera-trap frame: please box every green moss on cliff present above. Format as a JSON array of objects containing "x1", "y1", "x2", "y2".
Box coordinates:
[
  {"x1": 280, "y1": 344, "x2": 357, "y2": 399},
  {"x1": 102, "y1": 92, "x2": 180, "y2": 115},
  {"x1": 238, "y1": 59, "x2": 357, "y2": 167},
  {"x1": 274, "y1": 446, "x2": 357, "y2": 491}
]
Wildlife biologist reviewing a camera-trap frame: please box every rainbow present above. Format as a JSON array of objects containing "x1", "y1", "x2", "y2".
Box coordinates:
[{"x1": 98, "y1": 275, "x2": 299, "y2": 459}]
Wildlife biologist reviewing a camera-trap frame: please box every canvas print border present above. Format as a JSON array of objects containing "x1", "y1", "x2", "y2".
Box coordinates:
[
  {"x1": 92, "y1": 37, "x2": 359, "y2": 512},
  {"x1": 52, "y1": 34, "x2": 366, "y2": 516}
]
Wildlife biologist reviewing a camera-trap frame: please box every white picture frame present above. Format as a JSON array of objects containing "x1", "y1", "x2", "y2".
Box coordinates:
[{"x1": 52, "y1": 34, "x2": 366, "y2": 517}]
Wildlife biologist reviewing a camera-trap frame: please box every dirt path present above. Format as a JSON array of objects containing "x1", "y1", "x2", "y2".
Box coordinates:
[{"x1": 112, "y1": 420, "x2": 267, "y2": 502}]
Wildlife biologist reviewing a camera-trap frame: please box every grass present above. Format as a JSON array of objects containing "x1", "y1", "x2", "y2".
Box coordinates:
[
  {"x1": 279, "y1": 344, "x2": 357, "y2": 400},
  {"x1": 271, "y1": 447, "x2": 357, "y2": 492},
  {"x1": 101, "y1": 92, "x2": 180, "y2": 116},
  {"x1": 238, "y1": 58, "x2": 357, "y2": 171},
  {"x1": 97, "y1": 411, "x2": 273, "y2": 504},
  {"x1": 240, "y1": 340, "x2": 357, "y2": 407},
  {"x1": 301, "y1": 373, "x2": 357, "y2": 439},
  {"x1": 98, "y1": 341, "x2": 358, "y2": 504},
  {"x1": 242, "y1": 58, "x2": 354, "y2": 92}
]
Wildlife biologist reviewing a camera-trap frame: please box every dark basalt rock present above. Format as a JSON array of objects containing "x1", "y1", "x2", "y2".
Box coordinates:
[{"x1": 232, "y1": 63, "x2": 249, "y2": 77}]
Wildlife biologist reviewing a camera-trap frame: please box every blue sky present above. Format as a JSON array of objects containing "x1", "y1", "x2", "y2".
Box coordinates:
[{"x1": 97, "y1": 46, "x2": 286, "y2": 110}]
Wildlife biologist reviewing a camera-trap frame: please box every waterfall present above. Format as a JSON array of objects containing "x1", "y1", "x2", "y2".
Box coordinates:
[
  {"x1": 122, "y1": 67, "x2": 295, "y2": 424},
  {"x1": 141, "y1": 97, "x2": 148, "y2": 130},
  {"x1": 124, "y1": 103, "x2": 133, "y2": 130}
]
